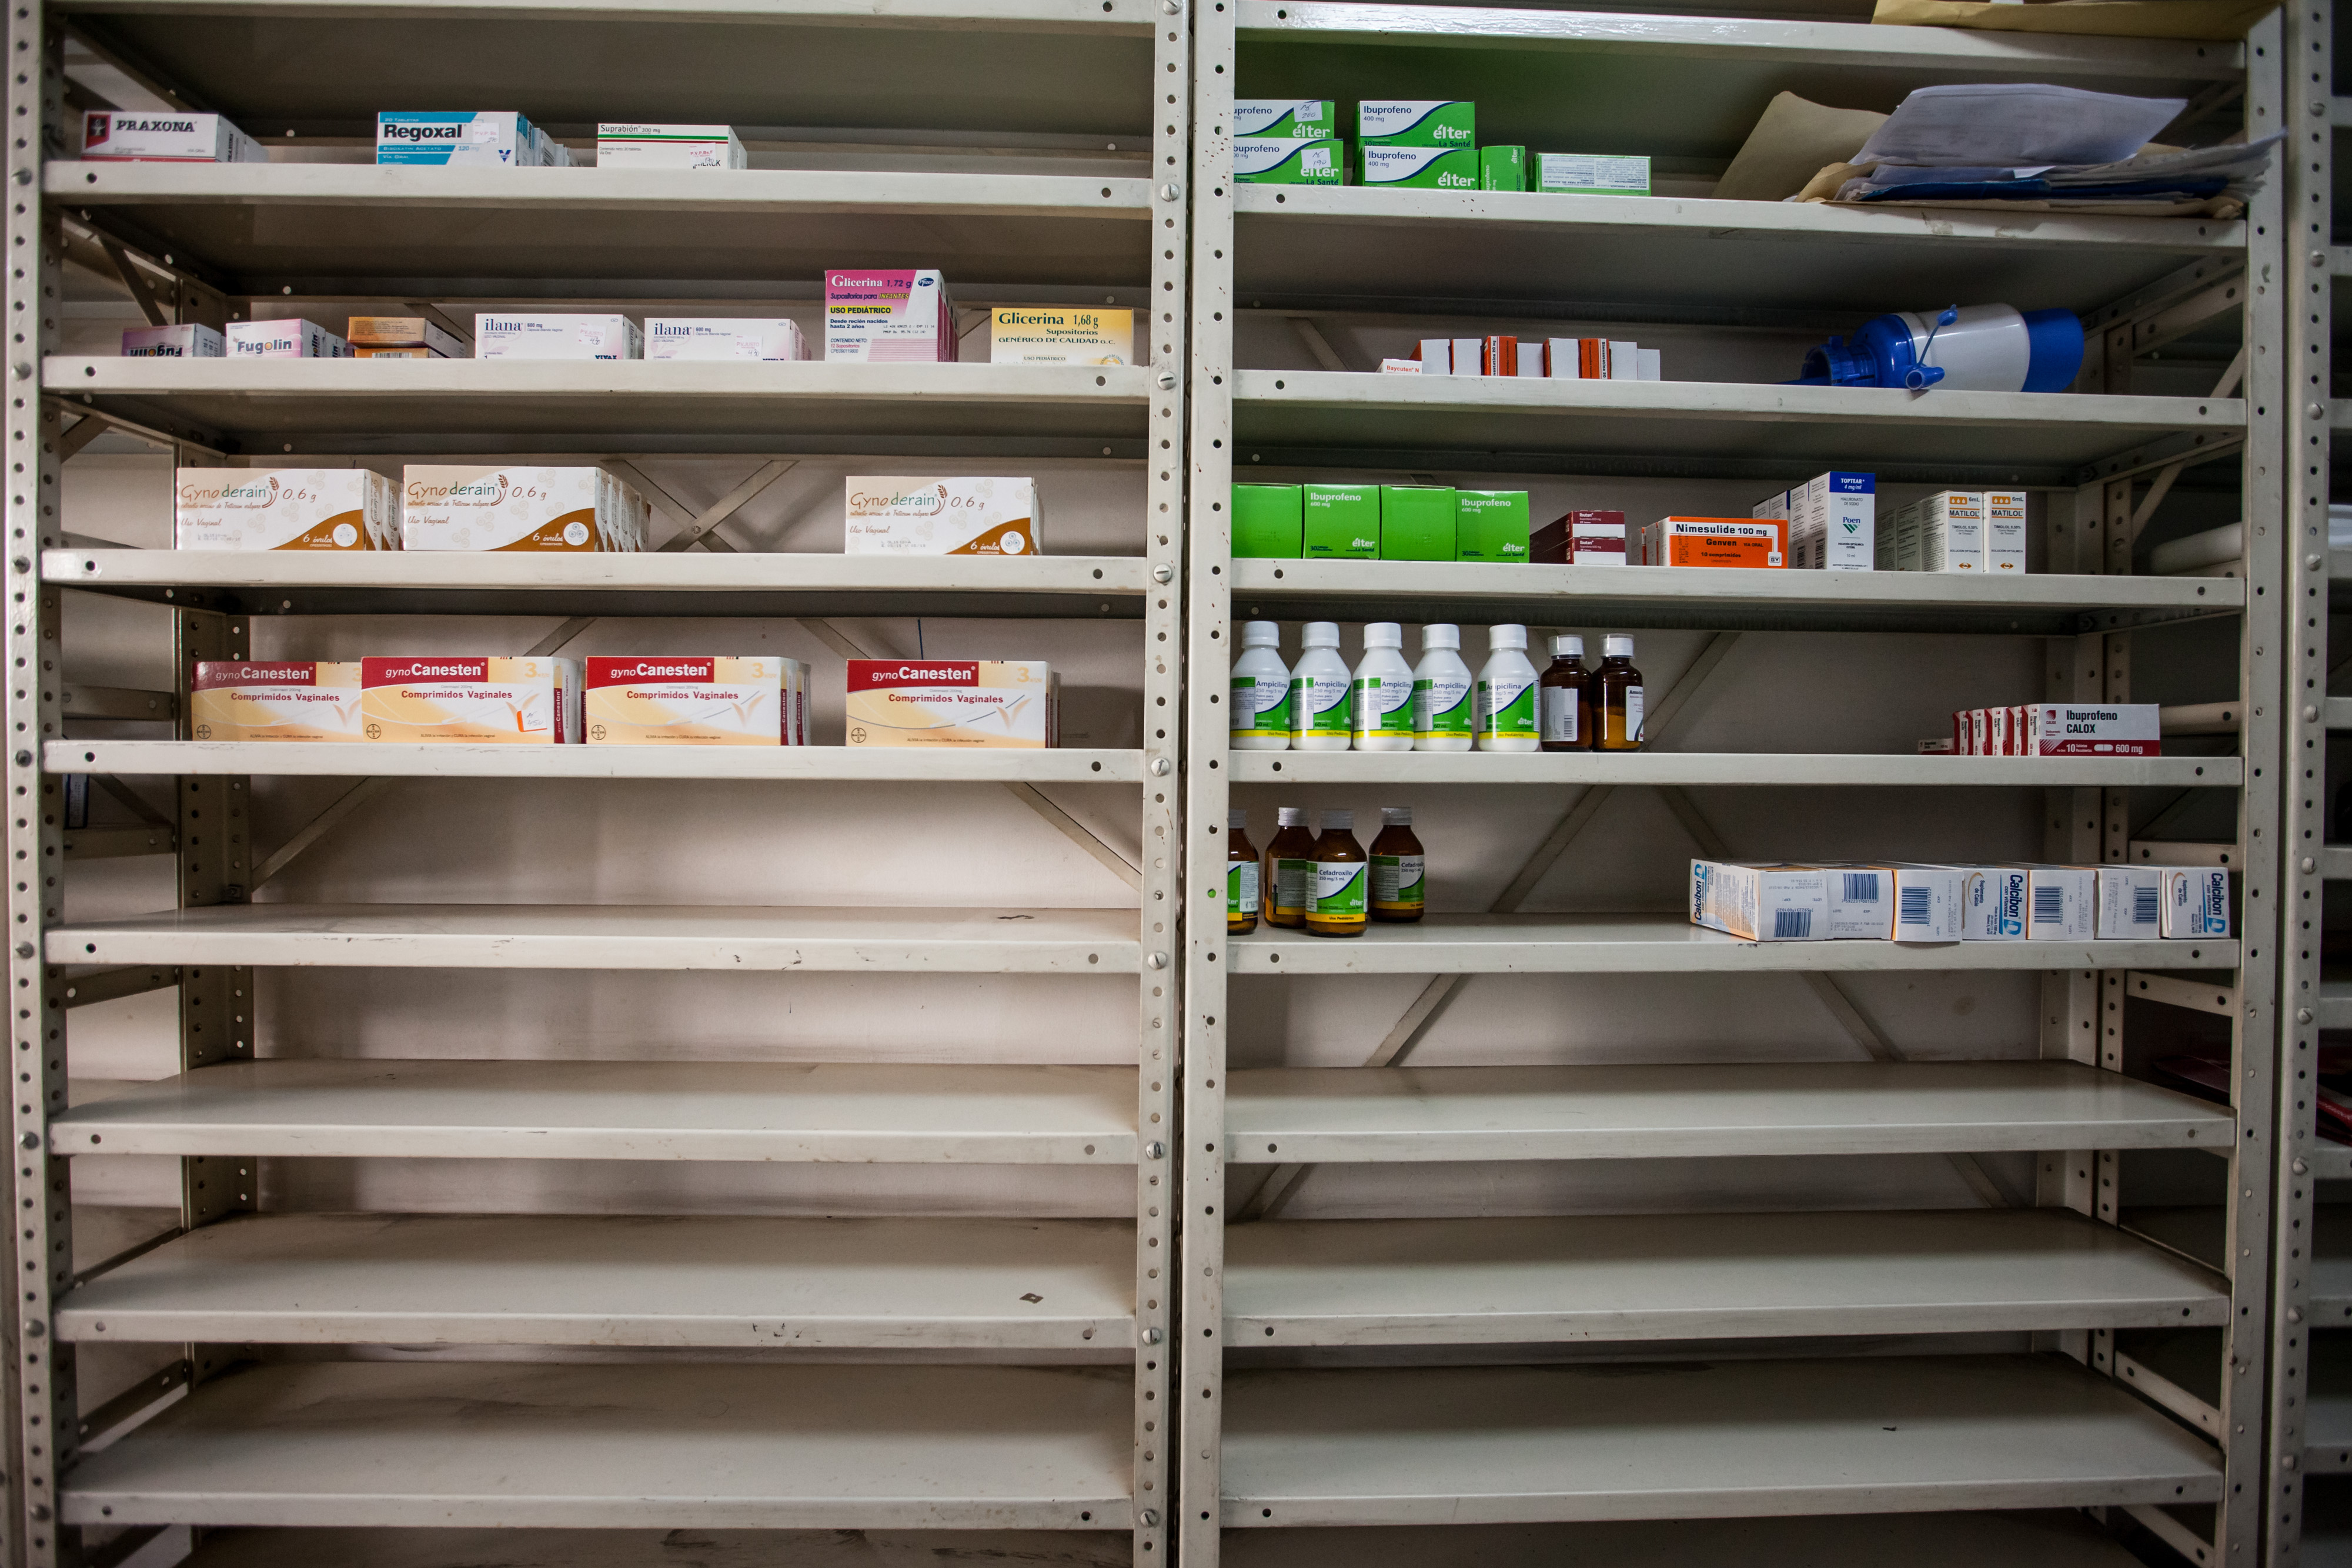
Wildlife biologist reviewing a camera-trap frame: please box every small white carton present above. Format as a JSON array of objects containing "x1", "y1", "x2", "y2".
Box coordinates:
[
  {"x1": 1985, "y1": 490, "x2": 2029, "y2": 575},
  {"x1": 644, "y1": 318, "x2": 807, "y2": 361},
  {"x1": 1958, "y1": 865, "x2": 2029, "y2": 941},
  {"x1": 2163, "y1": 867, "x2": 2231, "y2": 938},
  {"x1": 226, "y1": 319, "x2": 349, "y2": 359},
  {"x1": 1919, "y1": 490, "x2": 1986, "y2": 572},
  {"x1": 1886, "y1": 864, "x2": 1966, "y2": 942},
  {"x1": 1816, "y1": 864, "x2": 1896, "y2": 940},
  {"x1": 175, "y1": 468, "x2": 399, "y2": 551},
  {"x1": 473, "y1": 313, "x2": 642, "y2": 360},
  {"x1": 2027, "y1": 703, "x2": 2160, "y2": 757},
  {"x1": 1799, "y1": 472, "x2": 1874, "y2": 572},
  {"x1": 122, "y1": 323, "x2": 224, "y2": 358},
  {"x1": 844, "y1": 476, "x2": 1041, "y2": 556},
  {"x1": 377, "y1": 112, "x2": 537, "y2": 167},
  {"x1": 596, "y1": 123, "x2": 747, "y2": 169},
  {"x1": 2095, "y1": 865, "x2": 2164, "y2": 940},
  {"x1": 2024, "y1": 864, "x2": 2095, "y2": 942},
  {"x1": 1689, "y1": 859, "x2": 1828, "y2": 942},
  {"x1": 83, "y1": 111, "x2": 265, "y2": 164},
  {"x1": 402, "y1": 465, "x2": 633, "y2": 552}
]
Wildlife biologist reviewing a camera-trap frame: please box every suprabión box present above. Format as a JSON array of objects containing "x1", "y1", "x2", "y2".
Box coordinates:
[
  {"x1": 988, "y1": 308, "x2": 1132, "y2": 365},
  {"x1": 190, "y1": 662, "x2": 363, "y2": 742},
  {"x1": 845, "y1": 660, "x2": 1055, "y2": 748},
  {"x1": 1234, "y1": 138, "x2": 1344, "y2": 184},
  {"x1": 360, "y1": 657, "x2": 582, "y2": 744},
  {"x1": 844, "y1": 476, "x2": 1040, "y2": 556},
  {"x1": 402, "y1": 466, "x2": 644, "y2": 552},
  {"x1": 1641, "y1": 517, "x2": 1787, "y2": 568},
  {"x1": 584, "y1": 657, "x2": 792, "y2": 745},
  {"x1": 175, "y1": 469, "x2": 399, "y2": 551}
]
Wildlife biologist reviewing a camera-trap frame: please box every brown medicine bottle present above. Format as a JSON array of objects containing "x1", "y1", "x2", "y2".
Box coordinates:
[
  {"x1": 1227, "y1": 808, "x2": 1259, "y2": 934},
  {"x1": 1596, "y1": 634, "x2": 1645, "y2": 751},
  {"x1": 1369, "y1": 805, "x2": 1425, "y2": 923},
  {"x1": 1538, "y1": 634, "x2": 1593, "y2": 752},
  {"x1": 1305, "y1": 808, "x2": 1368, "y2": 938},
  {"x1": 1264, "y1": 805, "x2": 1314, "y2": 929}
]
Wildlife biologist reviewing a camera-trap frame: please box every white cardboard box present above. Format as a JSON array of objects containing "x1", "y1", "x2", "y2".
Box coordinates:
[
  {"x1": 83, "y1": 110, "x2": 265, "y2": 163},
  {"x1": 644, "y1": 318, "x2": 807, "y2": 361},
  {"x1": 176, "y1": 468, "x2": 399, "y2": 551},
  {"x1": 2024, "y1": 864, "x2": 2095, "y2": 941},
  {"x1": 1958, "y1": 865, "x2": 2029, "y2": 941},
  {"x1": 1886, "y1": 864, "x2": 1965, "y2": 942},
  {"x1": 2095, "y1": 865, "x2": 2164, "y2": 940},
  {"x1": 1689, "y1": 860, "x2": 1828, "y2": 942},
  {"x1": 227, "y1": 319, "x2": 349, "y2": 359},
  {"x1": 473, "y1": 313, "x2": 643, "y2": 360},
  {"x1": 122, "y1": 323, "x2": 224, "y2": 358},
  {"x1": 2163, "y1": 867, "x2": 2231, "y2": 938},
  {"x1": 844, "y1": 476, "x2": 1041, "y2": 556},
  {"x1": 596, "y1": 123, "x2": 747, "y2": 169}
]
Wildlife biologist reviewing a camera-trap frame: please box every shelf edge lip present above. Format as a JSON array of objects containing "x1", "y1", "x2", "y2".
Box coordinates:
[
  {"x1": 1224, "y1": 754, "x2": 2238, "y2": 787},
  {"x1": 51, "y1": 0, "x2": 1163, "y2": 28},
  {"x1": 48, "y1": 1309, "x2": 1141, "y2": 1346},
  {"x1": 44, "y1": 740, "x2": 1147, "y2": 783},
  {"x1": 41, "y1": 549, "x2": 1155, "y2": 594},
  {"x1": 1228, "y1": 935, "x2": 2240, "y2": 974}
]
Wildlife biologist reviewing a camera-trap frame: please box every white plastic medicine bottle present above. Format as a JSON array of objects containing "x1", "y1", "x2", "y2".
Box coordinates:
[
  {"x1": 1351, "y1": 622, "x2": 1415, "y2": 752},
  {"x1": 1289, "y1": 621, "x2": 1353, "y2": 751},
  {"x1": 1230, "y1": 620, "x2": 1291, "y2": 752},
  {"x1": 1412, "y1": 624, "x2": 1474, "y2": 752},
  {"x1": 1475, "y1": 623, "x2": 1541, "y2": 752}
]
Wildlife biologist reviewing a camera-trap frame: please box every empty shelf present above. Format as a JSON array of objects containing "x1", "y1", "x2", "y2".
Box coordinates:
[
  {"x1": 47, "y1": 904, "x2": 1140, "y2": 972},
  {"x1": 1225, "y1": 1062, "x2": 2233, "y2": 1163},
  {"x1": 178, "y1": 1526, "x2": 1134, "y2": 1567},
  {"x1": 53, "y1": 740, "x2": 1144, "y2": 784},
  {"x1": 1221, "y1": 1355, "x2": 2221, "y2": 1526},
  {"x1": 1224, "y1": 1209, "x2": 2227, "y2": 1346},
  {"x1": 51, "y1": 1059, "x2": 1136, "y2": 1163},
  {"x1": 59, "y1": 1212, "x2": 1134, "y2": 1350},
  {"x1": 62, "y1": 1360, "x2": 1132, "y2": 1530}
]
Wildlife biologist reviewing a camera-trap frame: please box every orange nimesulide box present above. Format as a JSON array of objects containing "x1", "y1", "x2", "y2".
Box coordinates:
[
  {"x1": 190, "y1": 662, "x2": 363, "y2": 741},
  {"x1": 1642, "y1": 516, "x2": 1787, "y2": 569}
]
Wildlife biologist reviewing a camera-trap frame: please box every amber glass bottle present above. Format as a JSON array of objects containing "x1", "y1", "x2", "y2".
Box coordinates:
[
  {"x1": 1227, "y1": 808, "x2": 1259, "y2": 934},
  {"x1": 1538, "y1": 634, "x2": 1593, "y2": 752},
  {"x1": 1264, "y1": 806, "x2": 1314, "y2": 929},
  {"x1": 1304, "y1": 808, "x2": 1368, "y2": 938},
  {"x1": 1369, "y1": 806, "x2": 1425, "y2": 923},
  {"x1": 1596, "y1": 634, "x2": 1646, "y2": 751}
]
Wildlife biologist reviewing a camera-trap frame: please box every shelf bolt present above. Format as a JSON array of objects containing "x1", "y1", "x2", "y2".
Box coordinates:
[
  {"x1": 1140, "y1": 1510, "x2": 1161, "y2": 1528},
  {"x1": 11, "y1": 752, "x2": 25, "y2": 768},
  {"x1": 2301, "y1": 1008, "x2": 2316, "y2": 1024},
  {"x1": 2290, "y1": 1306, "x2": 2306, "y2": 1323},
  {"x1": 2313, "y1": 555, "x2": 2327, "y2": 569},
  {"x1": 1141, "y1": 1326, "x2": 1163, "y2": 1345},
  {"x1": 1155, "y1": 370, "x2": 1177, "y2": 390},
  {"x1": 2304, "y1": 857, "x2": 2318, "y2": 872},
  {"x1": 1148, "y1": 951, "x2": 1168, "y2": 968},
  {"x1": 1162, "y1": 0, "x2": 1180, "y2": 11},
  {"x1": 1152, "y1": 564, "x2": 1173, "y2": 584},
  {"x1": 1145, "y1": 1141, "x2": 1166, "y2": 1159},
  {"x1": 15, "y1": 1132, "x2": 33, "y2": 1150},
  {"x1": 2287, "y1": 1455, "x2": 2301, "y2": 1470},
  {"x1": 27, "y1": 1505, "x2": 45, "y2": 1524},
  {"x1": 11, "y1": 944, "x2": 28, "y2": 961},
  {"x1": 9, "y1": 169, "x2": 25, "y2": 186},
  {"x1": 1150, "y1": 757, "x2": 1172, "y2": 777},
  {"x1": 19, "y1": 1319, "x2": 36, "y2": 1339},
  {"x1": 2313, "y1": 403, "x2": 2329, "y2": 420},
  {"x1": 2317, "y1": 251, "x2": 2331, "y2": 266},
  {"x1": 2307, "y1": 706, "x2": 2322, "y2": 723},
  {"x1": 10, "y1": 364, "x2": 26, "y2": 382},
  {"x1": 2295, "y1": 1158, "x2": 2310, "y2": 1175},
  {"x1": 1158, "y1": 183, "x2": 1181, "y2": 202}
]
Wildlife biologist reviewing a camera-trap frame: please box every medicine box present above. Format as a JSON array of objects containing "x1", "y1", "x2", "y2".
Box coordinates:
[
  {"x1": 1304, "y1": 484, "x2": 1379, "y2": 559},
  {"x1": 1959, "y1": 865, "x2": 2029, "y2": 940},
  {"x1": 122, "y1": 323, "x2": 223, "y2": 358},
  {"x1": 585, "y1": 657, "x2": 790, "y2": 745},
  {"x1": 1886, "y1": 864, "x2": 1966, "y2": 942},
  {"x1": 1360, "y1": 145, "x2": 1480, "y2": 189},
  {"x1": 2163, "y1": 867, "x2": 2230, "y2": 938},
  {"x1": 1689, "y1": 859, "x2": 1826, "y2": 942},
  {"x1": 1541, "y1": 510, "x2": 1627, "y2": 566},
  {"x1": 1752, "y1": 489, "x2": 1791, "y2": 564},
  {"x1": 190, "y1": 662, "x2": 363, "y2": 742},
  {"x1": 1455, "y1": 491, "x2": 1530, "y2": 563},
  {"x1": 1231, "y1": 484, "x2": 1303, "y2": 558},
  {"x1": 176, "y1": 468, "x2": 399, "y2": 552},
  {"x1": 1642, "y1": 517, "x2": 1787, "y2": 569},
  {"x1": 84, "y1": 111, "x2": 265, "y2": 164},
  {"x1": 825, "y1": 269, "x2": 957, "y2": 362},
  {"x1": 2095, "y1": 865, "x2": 2164, "y2": 940},
  {"x1": 2027, "y1": 703, "x2": 2160, "y2": 757},
  {"x1": 1917, "y1": 491, "x2": 1984, "y2": 572},
  {"x1": 1796, "y1": 472, "x2": 1874, "y2": 572},
  {"x1": 1357, "y1": 101, "x2": 1475, "y2": 148},
  {"x1": 1985, "y1": 490, "x2": 2029, "y2": 574},
  {"x1": 1234, "y1": 101, "x2": 1337, "y2": 139},
  {"x1": 1379, "y1": 486, "x2": 1456, "y2": 560},
  {"x1": 988, "y1": 307, "x2": 1132, "y2": 365},
  {"x1": 1536, "y1": 153, "x2": 1651, "y2": 195},
  {"x1": 474, "y1": 313, "x2": 643, "y2": 360},
  {"x1": 227, "y1": 319, "x2": 348, "y2": 359},
  {"x1": 595, "y1": 123, "x2": 747, "y2": 169},
  {"x1": 844, "y1": 476, "x2": 1041, "y2": 556},
  {"x1": 1234, "y1": 139, "x2": 1344, "y2": 183},
  {"x1": 402, "y1": 466, "x2": 630, "y2": 553},
  {"x1": 1480, "y1": 146, "x2": 1526, "y2": 191},
  {"x1": 360, "y1": 657, "x2": 582, "y2": 744},
  {"x1": 845, "y1": 660, "x2": 1055, "y2": 748},
  {"x1": 2024, "y1": 864, "x2": 2094, "y2": 941},
  {"x1": 347, "y1": 316, "x2": 467, "y2": 359},
  {"x1": 1816, "y1": 864, "x2": 1897, "y2": 940},
  {"x1": 645, "y1": 319, "x2": 808, "y2": 362},
  {"x1": 378, "y1": 112, "x2": 540, "y2": 166}
]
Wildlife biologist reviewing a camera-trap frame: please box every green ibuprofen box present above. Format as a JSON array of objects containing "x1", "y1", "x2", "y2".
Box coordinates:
[
  {"x1": 1361, "y1": 145, "x2": 1480, "y2": 190},
  {"x1": 1235, "y1": 138, "x2": 1345, "y2": 185},
  {"x1": 1456, "y1": 490, "x2": 1531, "y2": 562},
  {"x1": 1231, "y1": 484, "x2": 1302, "y2": 557},
  {"x1": 1303, "y1": 483, "x2": 1380, "y2": 559},
  {"x1": 1379, "y1": 486, "x2": 1456, "y2": 560},
  {"x1": 1357, "y1": 101, "x2": 1475, "y2": 148},
  {"x1": 1235, "y1": 101, "x2": 1337, "y2": 139},
  {"x1": 1480, "y1": 145, "x2": 1526, "y2": 192}
]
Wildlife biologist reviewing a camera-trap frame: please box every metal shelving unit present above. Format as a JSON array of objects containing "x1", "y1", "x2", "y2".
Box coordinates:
[
  {"x1": 4, "y1": 0, "x2": 1190, "y2": 1564},
  {"x1": 1184, "y1": 6, "x2": 2283, "y2": 1567}
]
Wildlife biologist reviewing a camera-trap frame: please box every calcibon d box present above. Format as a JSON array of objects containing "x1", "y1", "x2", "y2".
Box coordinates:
[
  {"x1": 1959, "y1": 865, "x2": 2029, "y2": 941},
  {"x1": 175, "y1": 469, "x2": 398, "y2": 552},
  {"x1": 595, "y1": 123, "x2": 747, "y2": 169},
  {"x1": 1688, "y1": 860, "x2": 1826, "y2": 942},
  {"x1": 360, "y1": 657, "x2": 582, "y2": 744},
  {"x1": 83, "y1": 111, "x2": 265, "y2": 163},
  {"x1": 825, "y1": 270, "x2": 957, "y2": 362},
  {"x1": 844, "y1": 476, "x2": 1041, "y2": 556},
  {"x1": 1235, "y1": 101, "x2": 1337, "y2": 139},
  {"x1": 226, "y1": 319, "x2": 349, "y2": 359},
  {"x1": 2024, "y1": 864, "x2": 2095, "y2": 941},
  {"x1": 473, "y1": 313, "x2": 643, "y2": 360},
  {"x1": 989, "y1": 307, "x2": 1133, "y2": 365},
  {"x1": 845, "y1": 660, "x2": 1054, "y2": 749},
  {"x1": 2096, "y1": 865, "x2": 2164, "y2": 940},
  {"x1": 2164, "y1": 867, "x2": 2231, "y2": 938},
  {"x1": 584, "y1": 657, "x2": 787, "y2": 745},
  {"x1": 402, "y1": 466, "x2": 615, "y2": 552},
  {"x1": 190, "y1": 662, "x2": 363, "y2": 742},
  {"x1": 1358, "y1": 101, "x2": 1474, "y2": 148},
  {"x1": 644, "y1": 318, "x2": 808, "y2": 362}
]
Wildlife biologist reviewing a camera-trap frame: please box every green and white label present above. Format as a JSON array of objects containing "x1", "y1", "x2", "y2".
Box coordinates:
[
  {"x1": 1231, "y1": 674, "x2": 1290, "y2": 737},
  {"x1": 1478, "y1": 675, "x2": 1538, "y2": 740},
  {"x1": 1309, "y1": 860, "x2": 1367, "y2": 920},
  {"x1": 1352, "y1": 675, "x2": 1413, "y2": 739},
  {"x1": 1228, "y1": 860, "x2": 1260, "y2": 914},
  {"x1": 1290, "y1": 673, "x2": 1351, "y2": 739},
  {"x1": 1275, "y1": 857, "x2": 1312, "y2": 913},
  {"x1": 1372, "y1": 854, "x2": 1425, "y2": 909},
  {"x1": 1414, "y1": 675, "x2": 1472, "y2": 738}
]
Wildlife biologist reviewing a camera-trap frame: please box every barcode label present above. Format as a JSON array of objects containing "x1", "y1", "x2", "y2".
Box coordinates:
[
  {"x1": 2134, "y1": 885, "x2": 2160, "y2": 927},
  {"x1": 1773, "y1": 908, "x2": 1813, "y2": 940},
  {"x1": 2033, "y1": 885, "x2": 2064, "y2": 924},
  {"x1": 1841, "y1": 872, "x2": 1879, "y2": 902},
  {"x1": 1899, "y1": 886, "x2": 1932, "y2": 926}
]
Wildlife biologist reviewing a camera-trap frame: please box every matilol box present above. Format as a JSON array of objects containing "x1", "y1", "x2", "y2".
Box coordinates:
[
  {"x1": 359, "y1": 657, "x2": 582, "y2": 744},
  {"x1": 1234, "y1": 101, "x2": 1337, "y2": 138},
  {"x1": 844, "y1": 476, "x2": 1041, "y2": 556},
  {"x1": 474, "y1": 313, "x2": 642, "y2": 360},
  {"x1": 585, "y1": 657, "x2": 795, "y2": 745},
  {"x1": 825, "y1": 269, "x2": 957, "y2": 362},
  {"x1": 1985, "y1": 490, "x2": 2029, "y2": 574},
  {"x1": 175, "y1": 469, "x2": 398, "y2": 551},
  {"x1": 226, "y1": 319, "x2": 348, "y2": 359},
  {"x1": 1235, "y1": 139, "x2": 1344, "y2": 184},
  {"x1": 1917, "y1": 491, "x2": 1984, "y2": 572},
  {"x1": 845, "y1": 660, "x2": 1055, "y2": 748},
  {"x1": 83, "y1": 111, "x2": 265, "y2": 163},
  {"x1": 190, "y1": 662, "x2": 363, "y2": 742},
  {"x1": 1360, "y1": 145, "x2": 1479, "y2": 189},
  {"x1": 644, "y1": 319, "x2": 808, "y2": 361},
  {"x1": 402, "y1": 466, "x2": 643, "y2": 553}
]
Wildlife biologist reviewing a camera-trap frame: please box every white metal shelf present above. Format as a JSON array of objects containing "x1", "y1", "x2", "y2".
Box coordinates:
[
  {"x1": 1230, "y1": 557, "x2": 2241, "y2": 637},
  {"x1": 1231, "y1": 915, "x2": 2233, "y2": 975},
  {"x1": 51, "y1": 740, "x2": 1144, "y2": 784},
  {"x1": 49, "y1": 1059, "x2": 1137, "y2": 1162},
  {"x1": 2308, "y1": 1144, "x2": 2352, "y2": 1182},
  {"x1": 2315, "y1": 1205, "x2": 2352, "y2": 1320},
  {"x1": 58, "y1": 163, "x2": 1153, "y2": 291},
  {"x1": 1224, "y1": 1209, "x2": 2226, "y2": 1346},
  {"x1": 2319, "y1": 978, "x2": 2352, "y2": 1029},
  {"x1": 1224, "y1": 1061, "x2": 2231, "y2": 1162},
  {"x1": 1234, "y1": 185, "x2": 2238, "y2": 320},
  {"x1": 47, "y1": 904, "x2": 1142, "y2": 972},
  {"x1": 43, "y1": 548, "x2": 1155, "y2": 621},
  {"x1": 1218, "y1": 1353, "x2": 2221, "y2": 1527},
  {"x1": 2312, "y1": 1333, "x2": 2352, "y2": 1473},
  {"x1": 61, "y1": 1359, "x2": 1134, "y2": 1530},
  {"x1": 58, "y1": 1211, "x2": 1134, "y2": 1349},
  {"x1": 1230, "y1": 752, "x2": 2236, "y2": 788}
]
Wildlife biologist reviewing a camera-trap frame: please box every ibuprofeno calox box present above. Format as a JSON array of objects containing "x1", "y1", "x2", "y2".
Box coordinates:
[
  {"x1": 2027, "y1": 703, "x2": 2160, "y2": 757},
  {"x1": 175, "y1": 469, "x2": 398, "y2": 551},
  {"x1": 584, "y1": 657, "x2": 796, "y2": 745},
  {"x1": 845, "y1": 660, "x2": 1055, "y2": 749},
  {"x1": 190, "y1": 662, "x2": 363, "y2": 742},
  {"x1": 360, "y1": 657, "x2": 582, "y2": 744}
]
